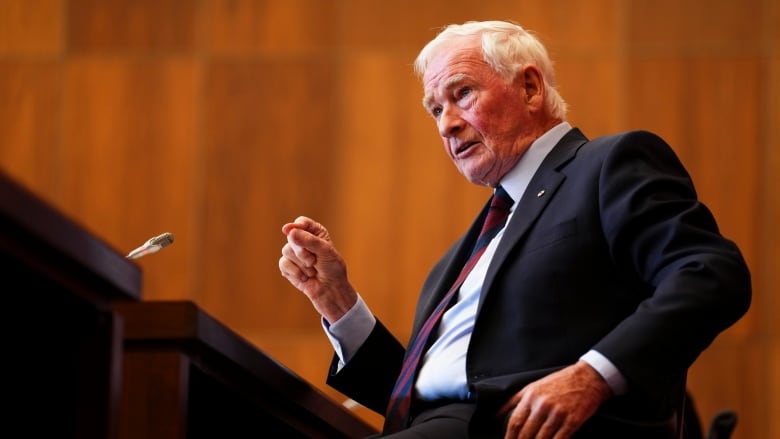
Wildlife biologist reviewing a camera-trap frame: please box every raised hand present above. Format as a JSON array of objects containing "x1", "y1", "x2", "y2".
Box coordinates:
[{"x1": 279, "y1": 216, "x2": 358, "y2": 323}]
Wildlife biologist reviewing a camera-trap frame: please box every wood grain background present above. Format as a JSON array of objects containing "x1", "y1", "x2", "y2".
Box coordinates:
[{"x1": 1, "y1": 0, "x2": 777, "y2": 435}]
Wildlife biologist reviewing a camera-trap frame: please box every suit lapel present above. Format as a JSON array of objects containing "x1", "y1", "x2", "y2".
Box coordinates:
[
  {"x1": 477, "y1": 128, "x2": 589, "y2": 310},
  {"x1": 412, "y1": 128, "x2": 589, "y2": 334}
]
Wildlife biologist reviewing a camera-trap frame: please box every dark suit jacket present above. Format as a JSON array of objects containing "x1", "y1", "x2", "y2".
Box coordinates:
[{"x1": 327, "y1": 128, "x2": 752, "y2": 437}]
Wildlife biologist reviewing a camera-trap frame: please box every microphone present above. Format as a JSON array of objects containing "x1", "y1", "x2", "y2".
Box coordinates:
[{"x1": 126, "y1": 232, "x2": 174, "y2": 260}]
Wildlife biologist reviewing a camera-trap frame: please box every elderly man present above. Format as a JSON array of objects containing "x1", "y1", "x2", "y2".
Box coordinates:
[{"x1": 279, "y1": 20, "x2": 751, "y2": 439}]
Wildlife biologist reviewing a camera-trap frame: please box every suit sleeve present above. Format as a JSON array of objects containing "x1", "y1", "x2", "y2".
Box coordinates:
[
  {"x1": 326, "y1": 319, "x2": 406, "y2": 414},
  {"x1": 592, "y1": 130, "x2": 751, "y2": 398}
]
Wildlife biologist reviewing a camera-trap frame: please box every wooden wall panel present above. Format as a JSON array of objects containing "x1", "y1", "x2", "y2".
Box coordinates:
[
  {"x1": 496, "y1": 0, "x2": 625, "y2": 51},
  {"x1": 0, "y1": 62, "x2": 60, "y2": 201},
  {"x1": 680, "y1": 58, "x2": 761, "y2": 255},
  {"x1": 334, "y1": 53, "x2": 417, "y2": 335},
  {"x1": 765, "y1": 51, "x2": 780, "y2": 439},
  {"x1": 338, "y1": 0, "x2": 496, "y2": 51},
  {"x1": 68, "y1": 0, "x2": 202, "y2": 52},
  {"x1": 772, "y1": 341, "x2": 780, "y2": 439},
  {"x1": 205, "y1": 0, "x2": 338, "y2": 53},
  {"x1": 200, "y1": 58, "x2": 340, "y2": 333},
  {"x1": 688, "y1": 340, "x2": 767, "y2": 439},
  {"x1": 627, "y1": 0, "x2": 761, "y2": 47},
  {"x1": 0, "y1": 0, "x2": 63, "y2": 55},
  {"x1": 555, "y1": 58, "x2": 625, "y2": 136},
  {"x1": 0, "y1": 0, "x2": 62, "y2": 200},
  {"x1": 60, "y1": 59, "x2": 200, "y2": 299}
]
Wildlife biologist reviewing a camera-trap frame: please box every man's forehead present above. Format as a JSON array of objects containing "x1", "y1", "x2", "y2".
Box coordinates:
[
  {"x1": 424, "y1": 72, "x2": 468, "y2": 96},
  {"x1": 422, "y1": 43, "x2": 483, "y2": 86},
  {"x1": 422, "y1": 71, "x2": 470, "y2": 107}
]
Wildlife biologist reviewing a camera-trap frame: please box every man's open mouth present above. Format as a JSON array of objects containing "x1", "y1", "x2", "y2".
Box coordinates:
[{"x1": 456, "y1": 141, "x2": 478, "y2": 155}]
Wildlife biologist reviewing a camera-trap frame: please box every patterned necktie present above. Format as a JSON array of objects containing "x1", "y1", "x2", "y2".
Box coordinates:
[{"x1": 383, "y1": 185, "x2": 514, "y2": 433}]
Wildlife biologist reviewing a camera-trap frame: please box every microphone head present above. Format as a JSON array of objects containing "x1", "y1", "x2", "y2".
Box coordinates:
[
  {"x1": 150, "y1": 232, "x2": 174, "y2": 248},
  {"x1": 126, "y1": 232, "x2": 174, "y2": 260}
]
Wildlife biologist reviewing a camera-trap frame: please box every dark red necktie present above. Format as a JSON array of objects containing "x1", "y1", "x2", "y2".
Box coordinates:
[{"x1": 383, "y1": 185, "x2": 514, "y2": 433}]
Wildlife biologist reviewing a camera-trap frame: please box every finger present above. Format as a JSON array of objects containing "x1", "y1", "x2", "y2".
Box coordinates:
[
  {"x1": 552, "y1": 422, "x2": 577, "y2": 439},
  {"x1": 298, "y1": 216, "x2": 331, "y2": 240},
  {"x1": 283, "y1": 216, "x2": 330, "y2": 241},
  {"x1": 282, "y1": 238, "x2": 317, "y2": 270},
  {"x1": 285, "y1": 229, "x2": 321, "y2": 266},
  {"x1": 499, "y1": 394, "x2": 521, "y2": 417},
  {"x1": 534, "y1": 411, "x2": 566, "y2": 439},
  {"x1": 280, "y1": 243, "x2": 317, "y2": 278},
  {"x1": 504, "y1": 404, "x2": 530, "y2": 439},
  {"x1": 516, "y1": 411, "x2": 544, "y2": 439},
  {"x1": 279, "y1": 251, "x2": 311, "y2": 281},
  {"x1": 281, "y1": 216, "x2": 312, "y2": 235}
]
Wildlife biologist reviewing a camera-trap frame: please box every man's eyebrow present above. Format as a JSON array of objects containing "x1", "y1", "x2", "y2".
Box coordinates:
[{"x1": 422, "y1": 73, "x2": 469, "y2": 109}]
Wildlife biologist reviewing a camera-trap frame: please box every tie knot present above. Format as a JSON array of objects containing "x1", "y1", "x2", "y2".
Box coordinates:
[{"x1": 491, "y1": 185, "x2": 513, "y2": 211}]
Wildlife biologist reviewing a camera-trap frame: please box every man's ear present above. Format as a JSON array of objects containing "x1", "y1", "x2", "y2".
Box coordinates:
[{"x1": 518, "y1": 65, "x2": 544, "y2": 107}]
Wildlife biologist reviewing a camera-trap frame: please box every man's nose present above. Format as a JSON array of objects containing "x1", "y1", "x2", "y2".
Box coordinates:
[{"x1": 437, "y1": 107, "x2": 465, "y2": 137}]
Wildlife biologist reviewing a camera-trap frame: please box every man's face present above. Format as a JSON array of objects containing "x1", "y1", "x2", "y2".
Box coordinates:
[{"x1": 422, "y1": 37, "x2": 539, "y2": 187}]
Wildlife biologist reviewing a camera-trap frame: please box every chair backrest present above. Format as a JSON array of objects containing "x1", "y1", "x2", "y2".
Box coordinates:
[
  {"x1": 707, "y1": 410, "x2": 737, "y2": 439},
  {"x1": 681, "y1": 391, "x2": 738, "y2": 439}
]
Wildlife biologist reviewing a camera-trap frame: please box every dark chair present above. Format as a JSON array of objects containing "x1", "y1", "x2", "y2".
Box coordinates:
[
  {"x1": 706, "y1": 410, "x2": 737, "y2": 439},
  {"x1": 683, "y1": 392, "x2": 738, "y2": 439}
]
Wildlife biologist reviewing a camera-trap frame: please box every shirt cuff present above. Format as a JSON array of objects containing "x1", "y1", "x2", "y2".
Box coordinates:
[
  {"x1": 580, "y1": 349, "x2": 628, "y2": 396},
  {"x1": 322, "y1": 293, "x2": 376, "y2": 366}
]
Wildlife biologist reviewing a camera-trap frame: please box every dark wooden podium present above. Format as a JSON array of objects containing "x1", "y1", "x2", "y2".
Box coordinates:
[
  {"x1": 0, "y1": 171, "x2": 141, "y2": 439},
  {"x1": 0, "y1": 171, "x2": 376, "y2": 439},
  {"x1": 112, "y1": 301, "x2": 378, "y2": 439}
]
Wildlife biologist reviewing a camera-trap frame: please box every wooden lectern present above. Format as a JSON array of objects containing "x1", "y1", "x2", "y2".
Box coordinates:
[
  {"x1": 0, "y1": 171, "x2": 141, "y2": 439},
  {"x1": 0, "y1": 171, "x2": 377, "y2": 439},
  {"x1": 112, "y1": 300, "x2": 378, "y2": 439}
]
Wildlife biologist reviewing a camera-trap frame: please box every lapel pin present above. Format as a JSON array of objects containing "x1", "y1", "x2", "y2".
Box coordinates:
[{"x1": 537, "y1": 189, "x2": 546, "y2": 197}]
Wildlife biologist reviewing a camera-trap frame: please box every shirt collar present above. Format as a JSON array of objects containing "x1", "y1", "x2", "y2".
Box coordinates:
[{"x1": 498, "y1": 121, "x2": 572, "y2": 204}]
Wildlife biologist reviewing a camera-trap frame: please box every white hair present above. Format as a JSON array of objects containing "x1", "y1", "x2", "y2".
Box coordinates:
[{"x1": 414, "y1": 20, "x2": 568, "y2": 119}]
